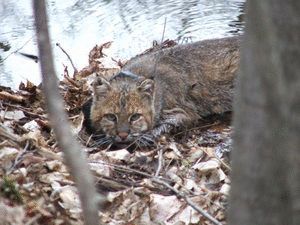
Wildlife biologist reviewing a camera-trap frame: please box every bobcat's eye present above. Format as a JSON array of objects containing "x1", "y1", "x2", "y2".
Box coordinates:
[
  {"x1": 130, "y1": 113, "x2": 141, "y2": 122},
  {"x1": 104, "y1": 113, "x2": 117, "y2": 122}
]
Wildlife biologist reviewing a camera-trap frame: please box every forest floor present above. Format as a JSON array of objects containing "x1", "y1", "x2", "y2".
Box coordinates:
[{"x1": 0, "y1": 41, "x2": 232, "y2": 225}]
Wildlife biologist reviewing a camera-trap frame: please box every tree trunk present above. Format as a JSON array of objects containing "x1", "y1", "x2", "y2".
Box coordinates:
[
  {"x1": 33, "y1": 1, "x2": 106, "y2": 224},
  {"x1": 229, "y1": 1, "x2": 300, "y2": 225}
]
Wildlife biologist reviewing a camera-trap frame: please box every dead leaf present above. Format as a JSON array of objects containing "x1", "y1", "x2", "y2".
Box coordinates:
[
  {"x1": 192, "y1": 159, "x2": 220, "y2": 173},
  {"x1": 0, "y1": 201, "x2": 25, "y2": 225}
]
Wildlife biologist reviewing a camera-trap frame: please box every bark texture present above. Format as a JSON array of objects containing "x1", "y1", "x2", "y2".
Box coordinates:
[{"x1": 229, "y1": 1, "x2": 300, "y2": 224}]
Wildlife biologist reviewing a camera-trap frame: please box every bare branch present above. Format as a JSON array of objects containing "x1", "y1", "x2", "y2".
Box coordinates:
[
  {"x1": 56, "y1": 42, "x2": 78, "y2": 75},
  {"x1": 32, "y1": 1, "x2": 106, "y2": 224},
  {"x1": 0, "y1": 91, "x2": 26, "y2": 103},
  {"x1": 155, "y1": 148, "x2": 164, "y2": 176},
  {"x1": 160, "y1": 17, "x2": 167, "y2": 44}
]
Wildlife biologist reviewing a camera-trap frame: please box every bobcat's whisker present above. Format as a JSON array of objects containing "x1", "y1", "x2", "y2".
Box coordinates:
[
  {"x1": 124, "y1": 137, "x2": 141, "y2": 149},
  {"x1": 135, "y1": 134, "x2": 156, "y2": 147},
  {"x1": 141, "y1": 134, "x2": 156, "y2": 146},
  {"x1": 91, "y1": 137, "x2": 112, "y2": 148},
  {"x1": 132, "y1": 140, "x2": 141, "y2": 151},
  {"x1": 136, "y1": 138, "x2": 147, "y2": 147},
  {"x1": 92, "y1": 134, "x2": 106, "y2": 138}
]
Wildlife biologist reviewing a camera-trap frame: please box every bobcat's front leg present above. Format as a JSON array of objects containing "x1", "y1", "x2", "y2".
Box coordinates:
[
  {"x1": 137, "y1": 122, "x2": 173, "y2": 147},
  {"x1": 151, "y1": 108, "x2": 191, "y2": 138},
  {"x1": 151, "y1": 123, "x2": 174, "y2": 138}
]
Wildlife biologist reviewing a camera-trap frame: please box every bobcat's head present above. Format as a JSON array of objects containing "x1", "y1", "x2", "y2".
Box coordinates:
[{"x1": 89, "y1": 72, "x2": 155, "y2": 149}]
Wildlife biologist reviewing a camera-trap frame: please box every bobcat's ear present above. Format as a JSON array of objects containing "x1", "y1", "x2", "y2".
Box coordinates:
[
  {"x1": 92, "y1": 76, "x2": 111, "y2": 100},
  {"x1": 137, "y1": 78, "x2": 154, "y2": 97}
]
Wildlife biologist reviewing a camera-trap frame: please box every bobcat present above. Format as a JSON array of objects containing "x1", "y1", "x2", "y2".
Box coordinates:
[{"x1": 82, "y1": 36, "x2": 240, "y2": 149}]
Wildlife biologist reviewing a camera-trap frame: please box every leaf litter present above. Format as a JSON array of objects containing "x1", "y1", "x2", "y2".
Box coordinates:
[{"x1": 0, "y1": 40, "x2": 232, "y2": 225}]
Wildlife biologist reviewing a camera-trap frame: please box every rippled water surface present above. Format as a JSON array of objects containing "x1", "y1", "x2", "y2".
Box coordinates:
[{"x1": 0, "y1": 0, "x2": 245, "y2": 88}]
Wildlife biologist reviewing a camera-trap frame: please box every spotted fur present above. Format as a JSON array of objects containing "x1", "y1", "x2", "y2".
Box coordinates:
[{"x1": 84, "y1": 36, "x2": 241, "y2": 149}]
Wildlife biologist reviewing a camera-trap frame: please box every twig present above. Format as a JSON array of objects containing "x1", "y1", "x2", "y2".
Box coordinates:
[
  {"x1": 86, "y1": 134, "x2": 94, "y2": 147},
  {"x1": 0, "y1": 91, "x2": 26, "y2": 103},
  {"x1": 7, "y1": 140, "x2": 30, "y2": 174},
  {"x1": 2, "y1": 36, "x2": 34, "y2": 62},
  {"x1": 63, "y1": 72, "x2": 80, "y2": 88},
  {"x1": 151, "y1": 17, "x2": 169, "y2": 80},
  {"x1": 173, "y1": 121, "x2": 220, "y2": 137},
  {"x1": 95, "y1": 175, "x2": 130, "y2": 190},
  {"x1": 33, "y1": 1, "x2": 104, "y2": 224},
  {"x1": 151, "y1": 178, "x2": 223, "y2": 225},
  {"x1": 56, "y1": 42, "x2": 78, "y2": 75},
  {"x1": 111, "y1": 57, "x2": 125, "y2": 68},
  {"x1": 161, "y1": 17, "x2": 167, "y2": 44},
  {"x1": 89, "y1": 159, "x2": 170, "y2": 182},
  {"x1": 155, "y1": 148, "x2": 164, "y2": 177},
  {"x1": 0, "y1": 105, "x2": 8, "y2": 123},
  {"x1": 2, "y1": 102, "x2": 47, "y2": 120},
  {"x1": 90, "y1": 161, "x2": 190, "y2": 194}
]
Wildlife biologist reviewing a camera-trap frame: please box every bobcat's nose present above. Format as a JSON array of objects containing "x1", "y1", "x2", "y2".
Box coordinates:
[{"x1": 117, "y1": 131, "x2": 129, "y2": 141}]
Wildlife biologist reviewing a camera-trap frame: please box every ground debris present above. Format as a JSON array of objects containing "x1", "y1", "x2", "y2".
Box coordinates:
[{"x1": 0, "y1": 41, "x2": 232, "y2": 225}]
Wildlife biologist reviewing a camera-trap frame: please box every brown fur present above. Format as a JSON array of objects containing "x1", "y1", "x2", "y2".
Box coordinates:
[{"x1": 86, "y1": 36, "x2": 240, "y2": 148}]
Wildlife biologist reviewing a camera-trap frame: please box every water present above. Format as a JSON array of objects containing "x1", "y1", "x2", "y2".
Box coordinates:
[{"x1": 0, "y1": 0, "x2": 245, "y2": 89}]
